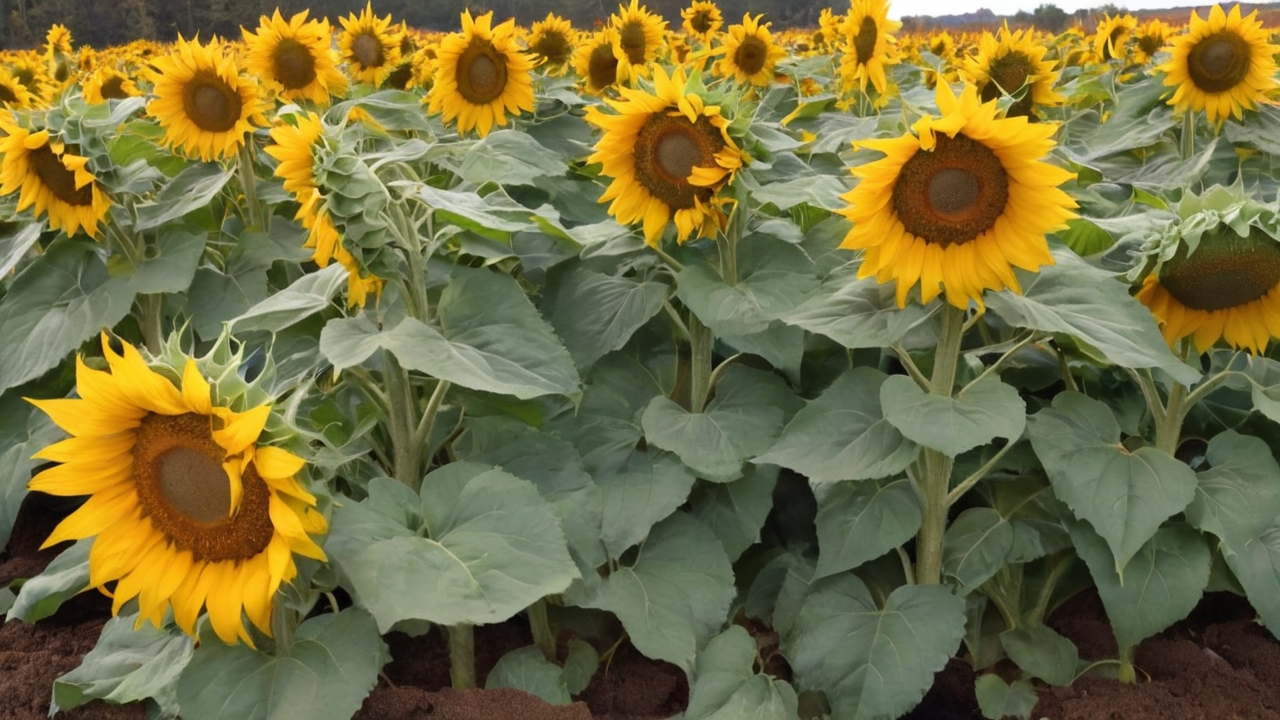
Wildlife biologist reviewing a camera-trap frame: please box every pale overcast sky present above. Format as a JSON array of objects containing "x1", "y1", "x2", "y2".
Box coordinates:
[{"x1": 887, "y1": 0, "x2": 1184, "y2": 17}]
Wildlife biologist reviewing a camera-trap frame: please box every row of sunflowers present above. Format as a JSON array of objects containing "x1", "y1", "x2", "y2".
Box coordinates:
[{"x1": 2, "y1": 0, "x2": 1280, "y2": 718}]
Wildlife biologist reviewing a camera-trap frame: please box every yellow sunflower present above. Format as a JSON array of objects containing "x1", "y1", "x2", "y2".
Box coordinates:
[
  {"x1": 82, "y1": 67, "x2": 141, "y2": 105},
  {"x1": 572, "y1": 29, "x2": 626, "y2": 95},
  {"x1": 45, "y1": 24, "x2": 75, "y2": 89},
  {"x1": 1133, "y1": 19, "x2": 1174, "y2": 65},
  {"x1": 528, "y1": 13, "x2": 575, "y2": 75},
  {"x1": 1093, "y1": 13, "x2": 1137, "y2": 62},
  {"x1": 338, "y1": 3, "x2": 403, "y2": 86},
  {"x1": 9, "y1": 52, "x2": 50, "y2": 107},
  {"x1": 146, "y1": 36, "x2": 266, "y2": 162},
  {"x1": 0, "y1": 117, "x2": 110, "y2": 238},
  {"x1": 961, "y1": 25, "x2": 1064, "y2": 114},
  {"x1": 610, "y1": 0, "x2": 667, "y2": 77},
  {"x1": 839, "y1": 0, "x2": 901, "y2": 95},
  {"x1": 585, "y1": 65, "x2": 745, "y2": 246},
  {"x1": 0, "y1": 66, "x2": 36, "y2": 109},
  {"x1": 27, "y1": 336, "x2": 327, "y2": 646},
  {"x1": 681, "y1": 0, "x2": 724, "y2": 44},
  {"x1": 839, "y1": 81, "x2": 1077, "y2": 309},
  {"x1": 714, "y1": 13, "x2": 787, "y2": 86},
  {"x1": 243, "y1": 9, "x2": 349, "y2": 106},
  {"x1": 427, "y1": 10, "x2": 536, "y2": 138},
  {"x1": 1157, "y1": 4, "x2": 1278, "y2": 125}
]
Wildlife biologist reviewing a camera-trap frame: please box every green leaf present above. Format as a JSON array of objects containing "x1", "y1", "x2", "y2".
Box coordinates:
[
  {"x1": 0, "y1": 240, "x2": 134, "y2": 394},
  {"x1": 414, "y1": 184, "x2": 541, "y2": 240},
  {"x1": 982, "y1": 478, "x2": 1072, "y2": 565},
  {"x1": 128, "y1": 228, "x2": 206, "y2": 294},
  {"x1": 1028, "y1": 392, "x2": 1197, "y2": 574},
  {"x1": 999, "y1": 625, "x2": 1079, "y2": 687},
  {"x1": 0, "y1": 223, "x2": 43, "y2": 276},
  {"x1": 134, "y1": 162, "x2": 233, "y2": 231},
  {"x1": 690, "y1": 465, "x2": 778, "y2": 562},
  {"x1": 327, "y1": 465, "x2": 578, "y2": 631},
  {"x1": 785, "y1": 578, "x2": 966, "y2": 720},
  {"x1": 684, "y1": 626, "x2": 800, "y2": 720},
  {"x1": 813, "y1": 477, "x2": 921, "y2": 580},
  {"x1": 757, "y1": 368, "x2": 917, "y2": 484},
  {"x1": 457, "y1": 130, "x2": 566, "y2": 187},
  {"x1": 543, "y1": 268, "x2": 668, "y2": 370},
  {"x1": 563, "y1": 639, "x2": 600, "y2": 695},
  {"x1": 1186, "y1": 430, "x2": 1280, "y2": 546},
  {"x1": 974, "y1": 676, "x2": 1039, "y2": 720},
  {"x1": 1068, "y1": 521, "x2": 1210, "y2": 652},
  {"x1": 642, "y1": 365, "x2": 798, "y2": 482},
  {"x1": 229, "y1": 264, "x2": 346, "y2": 333},
  {"x1": 52, "y1": 612, "x2": 194, "y2": 716},
  {"x1": 779, "y1": 271, "x2": 931, "y2": 350},
  {"x1": 1, "y1": 398, "x2": 60, "y2": 550},
  {"x1": 597, "y1": 449, "x2": 696, "y2": 559},
  {"x1": 318, "y1": 315, "x2": 382, "y2": 371},
  {"x1": 987, "y1": 251, "x2": 1199, "y2": 386},
  {"x1": 881, "y1": 375, "x2": 1025, "y2": 458},
  {"x1": 485, "y1": 646, "x2": 572, "y2": 705},
  {"x1": 176, "y1": 608, "x2": 387, "y2": 720},
  {"x1": 1058, "y1": 218, "x2": 1116, "y2": 256},
  {"x1": 187, "y1": 266, "x2": 269, "y2": 340},
  {"x1": 576, "y1": 513, "x2": 734, "y2": 673},
  {"x1": 942, "y1": 508, "x2": 1015, "y2": 596},
  {"x1": 675, "y1": 237, "x2": 819, "y2": 337},
  {"x1": 7, "y1": 539, "x2": 90, "y2": 623},
  {"x1": 720, "y1": 322, "x2": 805, "y2": 382}
]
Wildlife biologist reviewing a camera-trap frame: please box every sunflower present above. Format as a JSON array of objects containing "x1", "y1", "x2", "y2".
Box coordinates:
[
  {"x1": 572, "y1": 28, "x2": 626, "y2": 95},
  {"x1": 928, "y1": 30, "x2": 957, "y2": 60},
  {"x1": 1093, "y1": 13, "x2": 1137, "y2": 62},
  {"x1": 1157, "y1": 4, "x2": 1278, "y2": 125},
  {"x1": 9, "y1": 52, "x2": 50, "y2": 106},
  {"x1": 714, "y1": 13, "x2": 786, "y2": 86},
  {"x1": 1133, "y1": 19, "x2": 1174, "y2": 65},
  {"x1": 45, "y1": 24, "x2": 75, "y2": 88},
  {"x1": 243, "y1": 9, "x2": 349, "y2": 106},
  {"x1": 0, "y1": 117, "x2": 110, "y2": 238},
  {"x1": 585, "y1": 65, "x2": 745, "y2": 246},
  {"x1": 427, "y1": 10, "x2": 536, "y2": 138},
  {"x1": 0, "y1": 66, "x2": 36, "y2": 109},
  {"x1": 26, "y1": 336, "x2": 327, "y2": 645},
  {"x1": 838, "y1": 0, "x2": 901, "y2": 95},
  {"x1": 82, "y1": 67, "x2": 141, "y2": 105},
  {"x1": 338, "y1": 3, "x2": 403, "y2": 86},
  {"x1": 839, "y1": 81, "x2": 1077, "y2": 309},
  {"x1": 681, "y1": 0, "x2": 723, "y2": 44},
  {"x1": 961, "y1": 25, "x2": 1064, "y2": 114},
  {"x1": 146, "y1": 36, "x2": 266, "y2": 162},
  {"x1": 1134, "y1": 187, "x2": 1280, "y2": 354},
  {"x1": 528, "y1": 13, "x2": 574, "y2": 75},
  {"x1": 610, "y1": 0, "x2": 667, "y2": 76}
]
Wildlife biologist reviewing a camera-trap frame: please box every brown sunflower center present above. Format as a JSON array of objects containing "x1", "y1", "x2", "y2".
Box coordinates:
[
  {"x1": 133, "y1": 413, "x2": 274, "y2": 562},
  {"x1": 691, "y1": 12, "x2": 714, "y2": 34},
  {"x1": 28, "y1": 144, "x2": 94, "y2": 207},
  {"x1": 456, "y1": 41, "x2": 507, "y2": 104},
  {"x1": 1159, "y1": 229, "x2": 1280, "y2": 311},
  {"x1": 734, "y1": 36, "x2": 768, "y2": 75},
  {"x1": 620, "y1": 20, "x2": 648, "y2": 64},
  {"x1": 854, "y1": 16, "x2": 879, "y2": 64},
  {"x1": 181, "y1": 72, "x2": 242, "y2": 133},
  {"x1": 1187, "y1": 32, "x2": 1251, "y2": 93},
  {"x1": 588, "y1": 42, "x2": 619, "y2": 90},
  {"x1": 892, "y1": 132, "x2": 1009, "y2": 248},
  {"x1": 0, "y1": 83, "x2": 17, "y2": 104},
  {"x1": 1138, "y1": 34, "x2": 1163, "y2": 58},
  {"x1": 981, "y1": 51, "x2": 1032, "y2": 102},
  {"x1": 100, "y1": 76, "x2": 130, "y2": 99},
  {"x1": 533, "y1": 31, "x2": 571, "y2": 65},
  {"x1": 274, "y1": 38, "x2": 318, "y2": 89},
  {"x1": 633, "y1": 112, "x2": 725, "y2": 211},
  {"x1": 385, "y1": 62, "x2": 413, "y2": 90},
  {"x1": 352, "y1": 32, "x2": 384, "y2": 69}
]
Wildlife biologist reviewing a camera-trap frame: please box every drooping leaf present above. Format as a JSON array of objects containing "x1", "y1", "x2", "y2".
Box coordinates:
[
  {"x1": 596, "y1": 448, "x2": 696, "y2": 558},
  {"x1": 684, "y1": 626, "x2": 800, "y2": 720},
  {"x1": 7, "y1": 539, "x2": 90, "y2": 623},
  {"x1": 229, "y1": 264, "x2": 347, "y2": 333},
  {"x1": 974, "y1": 675, "x2": 1039, "y2": 720},
  {"x1": 53, "y1": 612, "x2": 194, "y2": 716},
  {"x1": 134, "y1": 162, "x2": 233, "y2": 231},
  {"x1": 485, "y1": 646, "x2": 572, "y2": 705},
  {"x1": 779, "y1": 271, "x2": 931, "y2": 350},
  {"x1": 675, "y1": 237, "x2": 819, "y2": 337},
  {"x1": 999, "y1": 625, "x2": 1079, "y2": 687},
  {"x1": 457, "y1": 130, "x2": 567, "y2": 187},
  {"x1": 543, "y1": 267, "x2": 668, "y2": 370},
  {"x1": 690, "y1": 465, "x2": 778, "y2": 562},
  {"x1": 942, "y1": 508, "x2": 1015, "y2": 596},
  {"x1": 813, "y1": 477, "x2": 920, "y2": 579},
  {"x1": 128, "y1": 228, "x2": 206, "y2": 294},
  {"x1": 0, "y1": 396, "x2": 60, "y2": 551},
  {"x1": 881, "y1": 375, "x2": 1025, "y2": 458}
]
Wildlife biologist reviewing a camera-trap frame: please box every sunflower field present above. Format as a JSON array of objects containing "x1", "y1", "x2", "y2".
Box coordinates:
[{"x1": 3, "y1": 1, "x2": 1280, "y2": 718}]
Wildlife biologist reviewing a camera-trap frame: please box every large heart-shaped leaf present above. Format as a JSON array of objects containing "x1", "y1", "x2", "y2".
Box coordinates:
[
  {"x1": 543, "y1": 267, "x2": 668, "y2": 370},
  {"x1": 881, "y1": 375, "x2": 1025, "y2": 458},
  {"x1": 685, "y1": 626, "x2": 800, "y2": 720},
  {"x1": 813, "y1": 477, "x2": 920, "y2": 579},
  {"x1": 53, "y1": 613, "x2": 194, "y2": 716}
]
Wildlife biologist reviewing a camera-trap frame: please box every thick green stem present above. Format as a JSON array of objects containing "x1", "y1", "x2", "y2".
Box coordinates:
[
  {"x1": 137, "y1": 293, "x2": 163, "y2": 355},
  {"x1": 1155, "y1": 380, "x2": 1188, "y2": 455},
  {"x1": 238, "y1": 141, "x2": 263, "y2": 230},
  {"x1": 1180, "y1": 111, "x2": 1195, "y2": 160},
  {"x1": 382, "y1": 353, "x2": 422, "y2": 491},
  {"x1": 689, "y1": 315, "x2": 713, "y2": 414},
  {"x1": 449, "y1": 624, "x2": 476, "y2": 689},
  {"x1": 271, "y1": 597, "x2": 294, "y2": 658},
  {"x1": 915, "y1": 304, "x2": 967, "y2": 586},
  {"x1": 1117, "y1": 645, "x2": 1137, "y2": 684},
  {"x1": 528, "y1": 599, "x2": 557, "y2": 662}
]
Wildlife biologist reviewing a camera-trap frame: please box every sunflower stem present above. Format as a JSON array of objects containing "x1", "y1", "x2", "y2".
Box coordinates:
[
  {"x1": 382, "y1": 352, "x2": 422, "y2": 491},
  {"x1": 528, "y1": 599, "x2": 557, "y2": 662},
  {"x1": 138, "y1": 293, "x2": 164, "y2": 355},
  {"x1": 915, "y1": 303, "x2": 966, "y2": 586},
  {"x1": 449, "y1": 624, "x2": 476, "y2": 690},
  {"x1": 719, "y1": 202, "x2": 742, "y2": 286},
  {"x1": 411, "y1": 380, "x2": 451, "y2": 457},
  {"x1": 689, "y1": 314, "x2": 714, "y2": 413},
  {"x1": 1180, "y1": 111, "x2": 1195, "y2": 160},
  {"x1": 237, "y1": 141, "x2": 264, "y2": 231},
  {"x1": 271, "y1": 599, "x2": 294, "y2": 658}
]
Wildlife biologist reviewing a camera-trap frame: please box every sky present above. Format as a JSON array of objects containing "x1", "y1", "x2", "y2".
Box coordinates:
[{"x1": 886, "y1": 0, "x2": 1183, "y2": 16}]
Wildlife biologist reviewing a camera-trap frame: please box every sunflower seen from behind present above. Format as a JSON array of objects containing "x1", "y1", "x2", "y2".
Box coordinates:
[
  {"x1": 0, "y1": 115, "x2": 110, "y2": 238},
  {"x1": 26, "y1": 336, "x2": 328, "y2": 645},
  {"x1": 585, "y1": 65, "x2": 745, "y2": 246},
  {"x1": 146, "y1": 36, "x2": 266, "y2": 162},
  {"x1": 839, "y1": 81, "x2": 1077, "y2": 309},
  {"x1": 243, "y1": 9, "x2": 348, "y2": 106},
  {"x1": 428, "y1": 10, "x2": 535, "y2": 138},
  {"x1": 338, "y1": 3, "x2": 402, "y2": 87},
  {"x1": 714, "y1": 13, "x2": 786, "y2": 87},
  {"x1": 1157, "y1": 4, "x2": 1278, "y2": 126}
]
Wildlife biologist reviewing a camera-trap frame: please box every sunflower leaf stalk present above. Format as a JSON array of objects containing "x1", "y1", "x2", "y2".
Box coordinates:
[
  {"x1": 238, "y1": 141, "x2": 264, "y2": 230},
  {"x1": 449, "y1": 624, "x2": 476, "y2": 689},
  {"x1": 915, "y1": 303, "x2": 966, "y2": 586}
]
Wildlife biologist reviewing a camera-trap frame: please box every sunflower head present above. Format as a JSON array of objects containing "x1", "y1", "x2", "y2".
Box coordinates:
[
  {"x1": 244, "y1": 9, "x2": 349, "y2": 106},
  {"x1": 0, "y1": 66, "x2": 36, "y2": 110},
  {"x1": 961, "y1": 25, "x2": 1064, "y2": 115},
  {"x1": 1093, "y1": 13, "x2": 1137, "y2": 61},
  {"x1": 427, "y1": 10, "x2": 536, "y2": 138},
  {"x1": 529, "y1": 13, "x2": 575, "y2": 73},
  {"x1": 27, "y1": 334, "x2": 328, "y2": 646},
  {"x1": 1133, "y1": 186, "x2": 1280, "y2": 353},
  {"x1": 585, "y1": 65, "x2": 747, "y2": 246},
  {"x1": 838, "y1": 0, "x2": 902, "y2": 97},
  {"x1": 714, "y1": 13, "x2": 787, "y2": 86},
  {"x1": 681, "y1": 0, "x2": 724, "y2": 43},
  {"x1": 839, "y1": 81, "x2": 1077, "y2": 309},
  {"x1": 572, "y1": 29, "x2": 626, "y2": 95},
  {"x1": 1157, "y1": 4, "x2": 1279, "y2": 126},
  {"x1": 610, "y1": 0, "x2": 667, "y2": 71},
  {"x1": 0, "y1": 115, "x2": 111, "y2": 238},
  {"x1": 338, "y1": 2, "x2": 403, "y2": 86},
  {"x1": 1133, "y1": 19, "x2": 1174, "y2": 64},
  {"x1": 82, "y1": 67, "x2": 141, "y2": 104}
]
